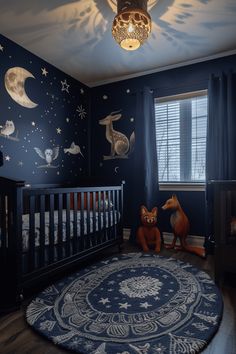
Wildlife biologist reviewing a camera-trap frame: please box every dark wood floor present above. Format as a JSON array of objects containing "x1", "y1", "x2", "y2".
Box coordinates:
[{"x1": 0, "y1": 241, "x2": 236, "y2": 354}]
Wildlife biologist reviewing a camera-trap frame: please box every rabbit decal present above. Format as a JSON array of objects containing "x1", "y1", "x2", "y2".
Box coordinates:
[{"x1": 99, "y1": 111, "x2": 135, "y2": 160}]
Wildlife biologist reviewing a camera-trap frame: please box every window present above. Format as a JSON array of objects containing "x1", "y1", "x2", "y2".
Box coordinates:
[{"x1": 154, "y1": 91, "x2": 207, "y2": 185}]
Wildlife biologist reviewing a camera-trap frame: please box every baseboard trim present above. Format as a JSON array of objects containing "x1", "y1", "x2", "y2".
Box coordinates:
[
  {"x1": 163, "y1": 232, "x2": 205, "y2": 249},
  {"x1": 123, "y1": 228, "x2": 205, "y2": 249},
  {"x1": 123, "y1": 228, "x2": 131, "y2": 241}
]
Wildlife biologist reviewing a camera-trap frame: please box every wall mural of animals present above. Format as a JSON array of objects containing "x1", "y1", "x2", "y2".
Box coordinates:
[
  {"x1": 136, "y1": 205, "x2": 161, "y2": 253},
  {"x1": 0, "y1": 120, "x2": 19, "y2": 141},
  {"x1": 162, "y1": 194, "x2": 205, "y2": 257},
  {"x1": 99, "y1": 111, "x2": 135, "y2": 160},
  {"x1": 64, "y1": 142, "x2": 84, "y2": 157},
  {"x1": 34, "y1": 146, "x2": 59, "y2": 168},
  {"x1": 0, "y1": 33, "x2": 88, "y2": 183}
]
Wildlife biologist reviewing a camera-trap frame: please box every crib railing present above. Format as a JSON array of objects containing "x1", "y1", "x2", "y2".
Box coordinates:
[{"x1": 0, "y1": 177, "x2": 124, "y2": 313}]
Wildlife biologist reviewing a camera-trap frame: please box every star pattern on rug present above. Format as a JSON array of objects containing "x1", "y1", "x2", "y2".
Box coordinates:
[
  {"x1": 99, "y1": 297, "x2": 110, "y2": 305},
  {"x1": 140, "y1": 302, "x2": 152, "y2": 309},
  {"x1": 119, "y1": 302, "x2": 131, "y2": 309}
]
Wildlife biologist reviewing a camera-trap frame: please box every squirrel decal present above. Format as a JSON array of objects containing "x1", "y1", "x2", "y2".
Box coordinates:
[
  {"x1": 99, "y1": 111, "x2": 135, "y2": 160},
  {"x1": 136, "y1": 205, "x2": 161, "y2": 253},
  {"x1": 162, "y1": 194, "x2": 205, "y2": 258}
]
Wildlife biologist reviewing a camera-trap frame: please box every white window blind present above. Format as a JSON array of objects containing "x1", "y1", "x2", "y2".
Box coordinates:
[{"x1": 154, "y1": 91, "x2": 208, "y2": 183}]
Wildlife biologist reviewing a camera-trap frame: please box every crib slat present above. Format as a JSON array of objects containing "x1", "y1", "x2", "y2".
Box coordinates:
[
  {"x1": 39, "y1": 194, "x2": 46, "y2": 267},
  {"x1": 97, "y1": 191, "x2": 101, "y2": 245},
  {"x1": 112, "y1": 189, "x2": 116, "y2": 237},
  {"x1": 102, "y1": 190, "x2": 106, "y2": 242},
  {"x1": 73, "y1": 192, "x2": 78, "y2": 254},
  {"x1": 86, "y1": 192, "x2": 91, "y2": 248},
  {"x1": 80, "y1": 192, "x2": 84, "y2": 250},
  {"x1": 29, "y1": 195, "x2": 36, "y2": 271},
  {"x1": 65, "y1": 193, "x2": 71, "y2": 257},
  {"x1": 107, "y1": 190, "x2": 111, "y2": 239},
  {"x1": 92, "y1": 192, "x2": 96, "y2": 246},
  {"x1": 58, "y1": 193, "x2": 63, "y2": 260},
  {"x1": 49, "y1": 194, "x2": 55, "y2": 263}
]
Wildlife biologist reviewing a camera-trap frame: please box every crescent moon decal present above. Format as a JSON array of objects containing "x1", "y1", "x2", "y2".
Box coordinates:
[{"x1": 4, "y1": 67, "x2": 38, "y2": 108}]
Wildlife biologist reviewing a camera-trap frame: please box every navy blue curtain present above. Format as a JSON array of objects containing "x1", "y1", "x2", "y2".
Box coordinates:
[
  {"x1": 206, "y1": 72, "x2": 236, "y2": 180},
  {"x1": 130, "y1": 87, "x2": 159, "y2": 242},
  {"x1": 205, "y1": 71, "x2": 236, "y2": 253}
]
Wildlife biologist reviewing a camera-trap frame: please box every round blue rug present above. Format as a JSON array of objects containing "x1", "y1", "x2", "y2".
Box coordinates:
[{"x1": 26, "y1": 253, "x2": 223, "y2": 354}]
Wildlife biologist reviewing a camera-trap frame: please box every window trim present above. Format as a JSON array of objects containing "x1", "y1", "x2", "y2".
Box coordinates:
[
  {"x1": 155, "y1": 90, "x2": 207, "y2": 104},
  {"x1": 159, "y1": 182, "x2": 206, "y2": 192}
]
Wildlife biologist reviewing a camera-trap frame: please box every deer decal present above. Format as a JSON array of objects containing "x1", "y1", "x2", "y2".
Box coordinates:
[{"x1": 99, "y1": 111, "x2": 135, "y2": 160}]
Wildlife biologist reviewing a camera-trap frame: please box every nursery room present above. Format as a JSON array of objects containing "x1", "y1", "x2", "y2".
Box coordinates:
[{"x1": 0, "y1": 1, "x2": 236, "y2": 353}]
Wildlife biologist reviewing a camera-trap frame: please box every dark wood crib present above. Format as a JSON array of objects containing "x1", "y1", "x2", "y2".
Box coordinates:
[{"x1": 0, "y1": 176, "x2": 124, "y2": 313}]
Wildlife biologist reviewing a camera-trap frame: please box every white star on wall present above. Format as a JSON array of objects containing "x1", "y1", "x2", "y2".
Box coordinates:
[
  {"x1": 56, "y1": 127, "x2": 62, "y2": 134},
  {"x1": 61, "y1": 79, "x2": 70, "y2": 93},
  {"x1": 0, "y1": 44, "x2": 4, "y2": 52},
  {"x1": 41, "y1": 67, "x2": 48, "y2": 76},
  {"x1": 80, "y1": 88, "x2": 84, "y2": 94},
  {"x1": 31, "y1": 121, "x2": 36, "y2": 126},
  {"x1": 5, "y1": 155, "x2": 10, "y2": 161}
]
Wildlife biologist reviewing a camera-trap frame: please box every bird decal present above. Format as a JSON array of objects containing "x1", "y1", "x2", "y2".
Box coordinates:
[
  {"x1": 34, "y1": 146, "x2": 59, "y2": 168},
  {"x1": 0, "y1": 120, "x2": 15, "y2": 137},
  {"x1": 64, "y1": 142, "x2": 84, "y2": 157}
]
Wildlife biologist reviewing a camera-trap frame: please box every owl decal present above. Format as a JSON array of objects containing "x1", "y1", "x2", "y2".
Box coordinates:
[
  {"x1": 0, "y1": 120, "x2": 15, "y2": 136},
  {"x1": 34, "y1": 146, "x2": 59, "y2": 168},
  {"x1": 0, "y1": 120, "x2": 19, "y2": 141}
]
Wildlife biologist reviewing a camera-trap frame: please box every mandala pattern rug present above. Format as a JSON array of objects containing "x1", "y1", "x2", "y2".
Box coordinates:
[{"x1": 26, "y1": 253, "x2": 223, "y2": 354}]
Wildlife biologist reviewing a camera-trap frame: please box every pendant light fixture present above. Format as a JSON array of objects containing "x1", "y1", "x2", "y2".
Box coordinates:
[{"x1": 112, "y1": 0, "x2": 152, "y2": 51}]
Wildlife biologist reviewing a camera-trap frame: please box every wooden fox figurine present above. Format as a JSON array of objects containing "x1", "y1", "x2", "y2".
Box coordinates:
[
  {"x1": 136, "y1": 205, "x2": 161, "y2": 253},
  {"x1": 162, "y1": 195, "x2": 205, "y2": 258}
]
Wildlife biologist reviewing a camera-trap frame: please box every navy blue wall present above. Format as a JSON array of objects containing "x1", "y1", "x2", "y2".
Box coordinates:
[
  {"x1": 91, "y1": 54, "x2": 236, "y2": 235},
  {"x1": 0, "y1": 34, "x2": 90, "y2": 185}
]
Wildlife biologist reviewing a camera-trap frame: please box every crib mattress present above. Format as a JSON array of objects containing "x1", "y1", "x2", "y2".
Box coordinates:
[{"x1": 1, "y1": 210, "x2": 120, "y2": 251}]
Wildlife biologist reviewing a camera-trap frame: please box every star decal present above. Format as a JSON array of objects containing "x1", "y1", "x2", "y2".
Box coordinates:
[
  {"x1": 76, "y1": 105, "x2": 87, "y2": 119},
  {"x1": 56, "y1": 128, "x2": 62, "y2": 134},
  {"x1": 99, "y1": 298, "x2": 110, "y2": 305},
  {"x1": 31, "y1": 121, "x2": 36, "y2": 126},
  {"x1": 0, "y1": 44, "x2": 4, "y2": 52},
  {"x1": 41, "y1": 67, "x2": 48, "y2": 76},
  {"x1": 140, "y1": 302, "x2": 152, "y2": 309},
  {"x1": 61, "y1": 79, "x2": 70, "y2": 93},
  {"x1": 80, "y1": 88, "x2": 84, "y2": 94},
  {"x1": 5, "y1": 155, "x2": 10, "y2": 161},
  {"x1": 119, "y1": 302, "x2": 131, "y2": 309},
  {"x1": 66, "y1": 117, "x2": 70, "y2": 123}
]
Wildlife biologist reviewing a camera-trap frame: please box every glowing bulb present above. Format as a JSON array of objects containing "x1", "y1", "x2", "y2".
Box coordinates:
[{"x1": 128, "y1": 23, "x2": 134, "y2": 33}]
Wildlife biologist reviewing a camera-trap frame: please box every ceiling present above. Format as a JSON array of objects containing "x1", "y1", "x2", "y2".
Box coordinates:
[{"x1": 0, "y1": 0, "x2": 236, "y2": 87}]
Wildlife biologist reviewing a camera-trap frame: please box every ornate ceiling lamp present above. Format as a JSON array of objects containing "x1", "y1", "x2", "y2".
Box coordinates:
[{"x1": 112, "y1": 0, "x2": 152, "y2": 51}]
